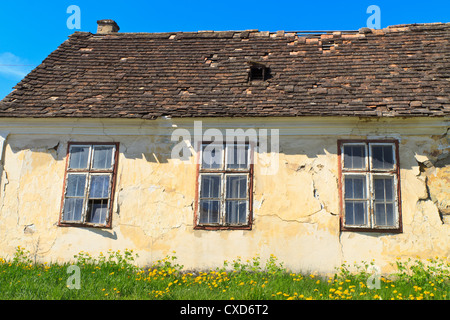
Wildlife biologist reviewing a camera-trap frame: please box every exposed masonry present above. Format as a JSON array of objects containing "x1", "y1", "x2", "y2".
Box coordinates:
[
  {"x1": 0, "y1": 23, "x2": 448, "y2": 119},
  {"x1": 415, "y1": 129, "x2": 450, "y2": 224}
]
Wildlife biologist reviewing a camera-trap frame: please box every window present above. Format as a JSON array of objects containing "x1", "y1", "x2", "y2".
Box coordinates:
[
  {"x1": 59, "y1": 142, "x2": 119, "y2": 227},
  {"x1": 195, "y1": 142, "x2": 253, "y2": 229},
  {"x1": 338, "y1": 140, "x2": 402, "y2": 232}
]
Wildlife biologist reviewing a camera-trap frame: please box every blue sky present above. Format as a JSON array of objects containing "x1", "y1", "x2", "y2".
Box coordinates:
[{"x1": 0, "y1": 0, "x2": 448, "y2": 100}]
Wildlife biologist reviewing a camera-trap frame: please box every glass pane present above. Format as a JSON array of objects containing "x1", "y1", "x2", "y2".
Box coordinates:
[
  {"x1": 372, "y1": 145, "x2": 394, "y2": 169},
  {"x1": 345, "y1": 201, "x2": 367, "y2": 226},
  {"x1": 89, "y1": 175, "x2": 110, "y2": 198},
  {"x1": 66, "y1": 174, "x2": 87, "y2": 197},
  {"x1": 92, "y1": 146, "x2": 114, "y2": 170},
  {"x1": 200, "y1": 175, "x2": 221, "y2": 198},
  {"x1": 86, "y1": 199, "x2": 108, "y2": 224},
  {"x1": 343, "y1": 145, "x2": 365, "y2": 169},
  {"x1": 226, "y1": 144, "x2": 249, "y2": 169},
  {"x1": 374, "y1": 203, "x2": 395, "y2": 226},
  {"x1": 225, "y1": 200, "x2": 247, "y2": 224},
  {"x1": 344, "y1": 175, "x2": 366, "y2": 199},
  {"x1": 63, "y1": 198, "x2": 84, "y2": 221},
  {"x1": 374, "y1": 203, "x2": 385, "y2": 225},
  {"x1": 226, "y1": 175, "x2": 247, "y2": 199},
  {"x1": 374, "y1": 177, "x2": 394, "y2": 201},
  {"x1": 69, "y1": 146, "x2": 90, "y2": 169},
  {"x1": 386, "y1": 203, "x2": 394, "y2": 226},
  {"x1": 202, "y1": 144, "x2": 223, "y2": 169},
  {"x1": 199, "y1": 200, "x2": 220, "y2": 224}
]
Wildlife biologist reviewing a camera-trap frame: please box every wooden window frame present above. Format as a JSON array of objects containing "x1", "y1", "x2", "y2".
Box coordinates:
[
  {"x1": 194, "y1": 141, "x2": 254, "y2": 230},
  {"x1": 338, "y1": 139, "x2": 402, "y2": 233},
  {"x1": 58, "y1": 142, "x2": 119, "y2": 228}
]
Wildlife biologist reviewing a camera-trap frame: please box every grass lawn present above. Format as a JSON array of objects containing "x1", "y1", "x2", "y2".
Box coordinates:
[{"x1": 0, "y1": 246, "x2": 448, "y2": 300}]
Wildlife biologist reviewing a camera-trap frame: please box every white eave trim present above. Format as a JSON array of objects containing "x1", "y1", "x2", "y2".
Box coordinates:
[{"x1": 0, "y1": 116, "x2": 447, "y2": 137}]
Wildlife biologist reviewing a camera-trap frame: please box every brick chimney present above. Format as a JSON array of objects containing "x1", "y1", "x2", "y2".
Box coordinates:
[{"x1": 97, "y1": 19, "x2": 120, "y2": 34}]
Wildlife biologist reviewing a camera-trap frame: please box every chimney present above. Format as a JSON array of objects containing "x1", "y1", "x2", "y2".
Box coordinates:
[{"x1": 97, "y1": 19, "x2": 120, "y2": 34}]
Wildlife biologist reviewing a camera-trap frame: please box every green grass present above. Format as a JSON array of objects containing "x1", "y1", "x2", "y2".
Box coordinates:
[{"x1": 0, "y1": 246, "x2": 448, "y2": 300}]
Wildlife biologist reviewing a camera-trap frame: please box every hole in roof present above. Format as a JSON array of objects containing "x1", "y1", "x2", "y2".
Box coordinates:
[
  {"x1": 247, "y1": 62, "x2": 271, "y2": 81},
  {"x1": 250, "y1": 66, "x2": 264, "y2": 80}
]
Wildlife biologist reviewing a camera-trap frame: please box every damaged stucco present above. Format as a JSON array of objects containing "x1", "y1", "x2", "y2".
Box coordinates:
[{"x1": 0, "y1": 117, "x2": 448, "y2": 274}]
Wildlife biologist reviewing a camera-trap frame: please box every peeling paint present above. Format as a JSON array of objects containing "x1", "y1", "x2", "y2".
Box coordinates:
[{"x1": 0, "y1": 119, "x2": 448, "y2": 275}]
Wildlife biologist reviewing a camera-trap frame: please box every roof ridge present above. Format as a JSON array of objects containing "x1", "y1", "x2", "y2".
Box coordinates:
[{"x1": 75, "y1": 22, "x2": 450, "y2": 40}]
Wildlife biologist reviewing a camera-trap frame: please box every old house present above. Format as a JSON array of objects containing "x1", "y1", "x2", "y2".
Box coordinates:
[{"x1": 0, "y1": 20, "x2": 448, "y2": 274}]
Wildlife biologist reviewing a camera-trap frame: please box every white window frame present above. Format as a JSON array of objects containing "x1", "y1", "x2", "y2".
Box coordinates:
[
  {"x1": 195, "y1": 142, "x2": 253, "y2": 229},
  {"x1": 340, "y1": 140, "x2": 401, "y2": 232},
  {"x1": 59, "y1": 143, "x2": 118, "y2": 228}
]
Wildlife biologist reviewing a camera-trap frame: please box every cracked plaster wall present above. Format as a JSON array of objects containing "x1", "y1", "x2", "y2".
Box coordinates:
[{"x1": 0, "y1": 126, "x2": 448, "y2": 274}]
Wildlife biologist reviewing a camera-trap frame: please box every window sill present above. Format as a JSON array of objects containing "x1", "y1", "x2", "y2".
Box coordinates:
[
  {"x1": 340, "y1": 226, "x2": 402, "y2": 234},
  {"x1": 58, "y1": 221, "x2": 111, "y2": 229},
  {"x1": 194, "y1": 224, "x2": 252, "y2": 231}
]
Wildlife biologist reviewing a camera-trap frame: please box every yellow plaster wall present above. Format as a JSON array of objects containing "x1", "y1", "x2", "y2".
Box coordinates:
[{"x1": 0, "y1": 123, "x2": 448, "y2": 274}]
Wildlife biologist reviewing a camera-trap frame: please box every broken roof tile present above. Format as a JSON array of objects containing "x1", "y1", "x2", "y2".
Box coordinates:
[{"x1": 0, "y1": 23, "x2": 449, "y2": 119}]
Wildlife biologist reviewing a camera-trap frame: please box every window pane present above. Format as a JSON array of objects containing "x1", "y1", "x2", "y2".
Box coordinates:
[
  {"x1": 225, "y1": 200, "x2": 247, "y2": 224},
  {"x1": 92, "y1": 146, "x2": 114, "y2": 170},
  {"x1": 63, "y1": 198, "x2": 84, "y2": 221},
  {"x1": 374, "y1": 177, "x2": 394, "y2": 201},
  {"x1": 86, "y1": 199, "x2": 108, "y2": 224},
  {"x1": 343, "y1": 145, "x2": 365, "y2": 169},
  {"x1": 374, "y1": 203, "x2": 395, "y2": 226},
  {"x1": 345, "y1": 201, "x2": 367, "y2": 226},
  {"x1": 372, "y1": 145, "x2": 394, "y2": 169},
  {"x1": 202, "y1": 144, "x2": 223, "y2": 169},
  {"x1": 200, "y1": 175, "x2": 221, "y2": 198},
  {"x1": 69, "y1": 146, "x2": 90, "y2": 169},
  {"x1": 89, "y1": 175, "x2": 110, "y2": 198},
  {"x1": 374, "y1": 176, "x2": 396, "y2": 227},
  {"x1": 226, "y1": 175, "x2": 247, "y2": 199},
  {"x1": 344, "y1": 175, "x2": 366, "y2": 199},
  {"x1": 66, "y1": 174, "x2": 87, "y2": 197},
  {"x1": 199, "y1": 200, "x2": 220, "y2": 224},
  {"x1": 226, "y1": 144, "x2": 249, "y2": 169}
]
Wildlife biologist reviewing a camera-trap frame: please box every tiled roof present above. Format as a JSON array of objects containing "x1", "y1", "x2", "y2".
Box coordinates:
[{"x1": 0, "y1": 22, "x2": 449, "y2": 119}]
